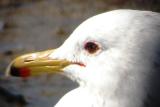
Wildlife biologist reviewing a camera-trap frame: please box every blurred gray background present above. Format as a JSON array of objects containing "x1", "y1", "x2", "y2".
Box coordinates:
[{"x1": 0, "y1": 0, "x2": 159, "y2": 107}]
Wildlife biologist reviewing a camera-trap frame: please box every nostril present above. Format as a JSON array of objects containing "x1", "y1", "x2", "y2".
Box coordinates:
[
  {"x1": 10, "y1": 66, "x2": 20, "y2": 76},
  {"x1": 24, "y1": 59, "x2": 34, "y2": 62}
]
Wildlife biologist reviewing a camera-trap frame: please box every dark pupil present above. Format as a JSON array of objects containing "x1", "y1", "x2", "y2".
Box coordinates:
[{"x1": 85, "y1": 42, "x2": 99, "y2": 53}]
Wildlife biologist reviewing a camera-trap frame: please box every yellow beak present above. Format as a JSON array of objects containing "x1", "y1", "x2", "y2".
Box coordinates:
[{"x1": 6, "y1": 49, "x2": 71, "y2": 77}]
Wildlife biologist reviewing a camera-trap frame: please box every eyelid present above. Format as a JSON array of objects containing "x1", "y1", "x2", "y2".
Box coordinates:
[
  {"x1": 84, "y1": 40, "x2": 100, "y2": 47},
  {"x1": 84, "y1": 40, "x2": 102, "y2": 48}
]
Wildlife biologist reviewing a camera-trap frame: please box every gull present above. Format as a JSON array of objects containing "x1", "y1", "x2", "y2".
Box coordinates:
[{"x1": 6, "y1": 9, "x2": 160, "y2": 107}]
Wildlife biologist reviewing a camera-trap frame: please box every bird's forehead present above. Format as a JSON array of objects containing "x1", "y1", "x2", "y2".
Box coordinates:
[
  {"x1": 68, "y1": 10, "x2": 137, "y2": 43},
  {"x1": 67, "y1": 10, "x2": 160, "y2": 47}
]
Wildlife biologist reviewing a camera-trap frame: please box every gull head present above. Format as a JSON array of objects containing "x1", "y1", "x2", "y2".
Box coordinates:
[{"x1": 6, "y1": 10, "x2": 160, "y2": 104}]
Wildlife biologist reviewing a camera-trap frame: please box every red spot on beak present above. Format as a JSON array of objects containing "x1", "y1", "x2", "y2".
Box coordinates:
[{"x1": 19, "y1": 67, "x2": 30, "y2": 77}]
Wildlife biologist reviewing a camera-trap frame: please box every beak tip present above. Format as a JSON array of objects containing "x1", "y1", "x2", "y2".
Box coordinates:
[
  {"x1": 5, "y1": 64, "x2": 21, "y2": 77},
  {"x1": 10, "y1": 66, "x2": 21, "y2": 77},
  {"x1": 5, "y1": 63, "x2": 30, "y2": 77},
  {"x1": 10, "y1": 66, "x2": 31, "y2": 78}
]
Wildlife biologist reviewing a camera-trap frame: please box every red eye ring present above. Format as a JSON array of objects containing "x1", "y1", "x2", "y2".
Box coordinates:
[{"x1": 84, "y1": 41, "x2": 100, "y2": 54}]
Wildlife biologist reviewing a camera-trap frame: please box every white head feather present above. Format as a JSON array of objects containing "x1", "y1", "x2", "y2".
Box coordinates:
[{"x1": 49, "y1": 10, "x2": 160, "y2": 107}]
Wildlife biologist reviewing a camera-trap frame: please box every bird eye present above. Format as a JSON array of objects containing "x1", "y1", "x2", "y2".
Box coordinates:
[{"x1": 84, "y1": 42, "x2": 100, "y2": 54}]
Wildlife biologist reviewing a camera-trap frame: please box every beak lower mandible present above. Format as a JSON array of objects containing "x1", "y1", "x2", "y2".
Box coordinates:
[{"x1": 6, "y1": 49, "x2": 71, "y2": 78}]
